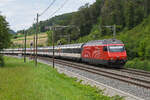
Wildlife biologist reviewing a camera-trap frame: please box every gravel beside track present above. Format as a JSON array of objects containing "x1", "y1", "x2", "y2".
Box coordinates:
[
  {"x1": 42, "y1": 57, "x2": 150, "y2": 89},
  {"x1": 37, "y1": 59, "x2": 143, "y2": 100},
  {"x1": 37, "y1": 57, "x2": 150, "y2": 100}
]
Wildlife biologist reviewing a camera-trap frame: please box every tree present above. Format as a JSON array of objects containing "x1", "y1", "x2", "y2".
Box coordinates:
[
  {"x1": 46, "y1": 31, "x2": 53, "y2": 46},
  {"x1": 144, "y1": 0, "x2": 150, "y2": 17},
  {"x1": 0, "y1": 14, "x2": 11, "y2": 66}
]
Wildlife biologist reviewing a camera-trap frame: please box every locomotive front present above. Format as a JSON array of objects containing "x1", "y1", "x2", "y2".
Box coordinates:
[{"x1": 106, "y1": 44, "x2": 127, "y2": 67}]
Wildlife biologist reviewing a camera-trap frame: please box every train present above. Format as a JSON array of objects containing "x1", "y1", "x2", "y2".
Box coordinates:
[{"x1": 0, "y1": 39, "x2": 127, "y2": 67}]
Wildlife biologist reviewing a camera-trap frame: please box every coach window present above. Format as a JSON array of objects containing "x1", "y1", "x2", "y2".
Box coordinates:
[
  {"x1": 66, "y1": 49, "x2": 69, "y2": 53},
  {"x1": 72, "y1": 48, "x2": 76, "y2": 53},
  {"x1": 71, "y1": 49, "x2": 73, "y2": 53},
  {"x1": 103, "y1": 46, "x2": 108, "y2": 51},
  {"x1": 70, "y1": 49, "x2": 73, "y2": 53},
  {"x1": 63, "y1": 49, "x2": 65, "y2": 53},
  {"x1": 54, "y1": 49, "x2": 56, "y2": 52},
  {"x1": 77, "y1": 48, "x2": 81, "y2": 53},
  {"x1": 63, "y1": 49, "x2": 67, "y2": 53},
  {"x1": 73, "y1": 48, "x2": 80, "y2": 53},
  {"x1": 71, "y1": 48, "x2": 75, "y2": 53},
  {"x1": 49, "y1": 49, "x2": 52, "y2": 52}
]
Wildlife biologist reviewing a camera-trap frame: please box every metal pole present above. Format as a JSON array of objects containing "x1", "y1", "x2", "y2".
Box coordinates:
[
  {"x1": 33, "y1": 21, "x2": 36, "y2": 60},
  {"x1": 52, "y1": 27, "x2": 55, "y2": 68},
  {"x1": 113, "y1": 24, "x2": 116, "y2": 39},
  {"x1": 35, "y1": 13, "x2": 39, "y2": 66},
  {"x1": 68, "y1": 34, "x2": 70, "y2": 44},
  {"x1": 34, "y1": 34, "x2": 35, "y2": 59},
  {"x1": 24, "y1": 30, "x2": 27, "y2": 63}
]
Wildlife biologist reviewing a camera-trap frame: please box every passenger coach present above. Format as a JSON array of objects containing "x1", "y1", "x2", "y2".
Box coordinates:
[{"x1": 1, "y1": 39, "x2": 127, "y2": 67}]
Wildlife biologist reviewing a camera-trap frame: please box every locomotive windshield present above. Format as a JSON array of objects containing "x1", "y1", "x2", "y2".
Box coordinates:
[{"x1": 108, "y1": 45, "x2": 125, "y2": 52}]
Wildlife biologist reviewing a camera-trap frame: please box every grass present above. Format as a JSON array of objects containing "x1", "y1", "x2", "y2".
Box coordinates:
[
  {"x1": 0, "y1": 56, "x2": 123, "y2": 100},
  {"x1": 12, "y1": 33, "x2": 48, "y2": 47}
]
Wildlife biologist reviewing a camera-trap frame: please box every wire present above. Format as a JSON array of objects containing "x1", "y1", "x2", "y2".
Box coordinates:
[
  {"x1": 39, "y1": 0, "x2": 56, "y2": 17},
  {"x1": 31, "y1": 0, "x2": 68, "y2": 31},
  {"x1": 49, "y1": 0, "x2": 69, "y2": 18}
]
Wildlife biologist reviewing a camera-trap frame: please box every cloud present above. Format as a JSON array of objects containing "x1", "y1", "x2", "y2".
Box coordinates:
[
  {"x1": 0, "y1": 0, "x2": 96, "y2": 31},
  {"x1": 0, "y1": 0, "x2": 15, "y2": 6}
]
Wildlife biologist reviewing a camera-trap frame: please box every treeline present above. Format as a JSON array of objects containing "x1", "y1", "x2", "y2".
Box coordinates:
[
  {"x1": 12, "y1": 0, "x2": 150, "y2": 70},
  {"x1": 118, "y1": 16, "x2": 150, "y2": 71},
  {"x1": 0, "y1": 14, "x2": 11, "y2": 66},
  {"x1": 19, "y1": 0, "x2": 150, "y2": 43},
  {"x1": 17, "y1": 13, "x2": 73, "y2": 34}
]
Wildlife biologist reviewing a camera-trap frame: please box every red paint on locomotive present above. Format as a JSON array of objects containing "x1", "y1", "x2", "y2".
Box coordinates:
[{"x1": 81, "y1": 39, "x2": 127, "y2": 67}]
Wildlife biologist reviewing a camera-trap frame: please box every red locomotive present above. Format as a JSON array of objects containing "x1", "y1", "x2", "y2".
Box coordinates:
[{"x1": 82, "y1": 39, "x2": 127, "y2": 67}]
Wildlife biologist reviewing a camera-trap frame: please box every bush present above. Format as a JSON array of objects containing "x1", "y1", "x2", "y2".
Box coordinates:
[
  {"x1": 145, "y1": 45, "x2": 150, "y2": 59},
  {"x1": 125, "y1": 58, "x2": 150, "y2": 71},
  {"x1": 0, "y1": 55, "x2": 4, "y2": 67}
]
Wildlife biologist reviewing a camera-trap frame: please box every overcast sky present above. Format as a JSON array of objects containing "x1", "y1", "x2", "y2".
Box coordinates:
[{"x1": 0, "y1": 0, "x2": 96, "y2": 31}]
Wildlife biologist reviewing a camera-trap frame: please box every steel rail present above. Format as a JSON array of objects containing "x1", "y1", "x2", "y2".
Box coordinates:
[
  {"x1": 38, "y1": 57, "x2": 150, "y2": 89},
  {"x1": 4, "y1": 54, "x2": 150, "y2": 89},
  {"x1": 120, "y1": 69, "x2": 150, "y2": 78},
  {"x1": 123, "y1": 68, "x2": 150, "y2": 74}
]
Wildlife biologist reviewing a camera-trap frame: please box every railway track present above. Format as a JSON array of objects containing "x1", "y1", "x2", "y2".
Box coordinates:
[
  {"x1": 120, "y1": 68, "x2": 150, "y2": 78},
  {"x1": 38, "y1": 57, "x2": 150, "y2": 89}
]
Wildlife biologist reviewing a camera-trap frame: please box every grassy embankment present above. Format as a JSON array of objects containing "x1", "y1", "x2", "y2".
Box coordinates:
[
  {"x1": 0, "y1": 56, "x2": 123, "y2": 100},
  {"x1": 118, "y1": 16, "x2": 150, "y2": 71},
  {"x1": 12, "y1": 33, "x2": 48, "y2": 47}
]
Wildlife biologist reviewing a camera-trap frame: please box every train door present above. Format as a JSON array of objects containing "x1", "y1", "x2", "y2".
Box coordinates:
[{"x1": 103, "y1": 46, "x2": 109, "y2": 60}]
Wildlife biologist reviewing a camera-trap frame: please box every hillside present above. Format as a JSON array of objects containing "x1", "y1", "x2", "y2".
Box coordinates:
[
  {"x1": 14, "y1": 0, "x2": 150, "y2": 53},
  {"x1": 45, "y1": 0, "x2": 150, "y2": 45},
  {"x1": 9, "y1": 29, "x2": 16, "y2": 34},
  {"x1": 119, "y1": 17, "x2": 150, "y2": 70},
  {"x1": 119, "y1": 16, "x2": 150, "y2": 60},
  {"x1": 12, "y1": 33, "x2": 48, "y2": 48},
  {"x1": 12, "y1": 0, "x2": 150, "y2": 70},
  {"x1": 17, "y1": 13, "x2": 73, "y2": 35},
  {"x1": 16, "y1": 0, "x2": 150, "y2": 45},
  {"x1": 77, "y1": 15, "x2": 150, "y2": 58}
]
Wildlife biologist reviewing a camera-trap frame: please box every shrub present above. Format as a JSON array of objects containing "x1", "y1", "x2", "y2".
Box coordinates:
[
  {"x1": 125, "y1": 58, "x2": 150, "y2": 71},
  {"x1": 0, "y1": 55, "x2": 4, "y2": 67},
  {"x1": 145, "y1": 45, "x2": 150, "y2": 59}
]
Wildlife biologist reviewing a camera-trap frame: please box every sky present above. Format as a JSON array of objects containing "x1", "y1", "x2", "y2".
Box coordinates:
[{"x1": 0, "y1": 0, "x2": 96, "y2": 31}]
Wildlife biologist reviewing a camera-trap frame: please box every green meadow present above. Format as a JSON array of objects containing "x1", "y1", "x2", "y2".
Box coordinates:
[{"x1": 0, "y1": 56, "x2": 123, "y2": 100}]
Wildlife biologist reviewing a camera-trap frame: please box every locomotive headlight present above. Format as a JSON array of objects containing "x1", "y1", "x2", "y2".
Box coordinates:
[
  {"x1": 110, "y1": 58, "x2": 113, "y2": 60},
  {"x1": 122, "y1": 57, "x2": 126, "y2": 59}
]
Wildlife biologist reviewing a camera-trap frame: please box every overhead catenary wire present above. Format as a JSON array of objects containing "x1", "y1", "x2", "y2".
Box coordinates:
[
  {"x1": 32, "y1": 0, "x2": 69, "y2": 66},
  {"x1": 33, "y1": 0, "x2": 57, "y2": 66},
  {"x1": 39, "y1": 0, "x2": 56, "y2": 17},
  {"x1": 49, "y1": 0, "x2": 69, "y2": 18}
]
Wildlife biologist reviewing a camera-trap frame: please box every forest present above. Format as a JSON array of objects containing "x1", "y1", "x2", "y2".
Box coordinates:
[
  {"x1": 0, "y1": 14, "x2": 11, "y2": 66},
  {"x1": 17, "y1": 0, "x2": 150, "y2": 70}
]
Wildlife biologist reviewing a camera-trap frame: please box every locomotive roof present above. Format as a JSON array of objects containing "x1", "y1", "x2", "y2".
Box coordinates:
[{"x1": 84, "y1": 39, "x2": 123, "y2": 46}]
